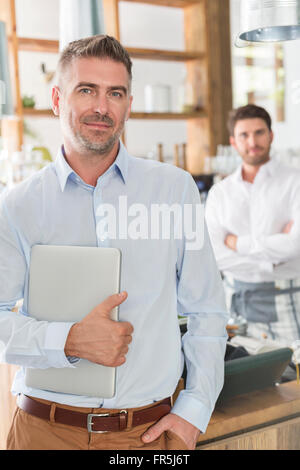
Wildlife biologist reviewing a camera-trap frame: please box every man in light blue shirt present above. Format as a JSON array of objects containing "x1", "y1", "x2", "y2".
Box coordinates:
[{"x1": 1, "y1": 35, "x2": 228, "y2": 450}]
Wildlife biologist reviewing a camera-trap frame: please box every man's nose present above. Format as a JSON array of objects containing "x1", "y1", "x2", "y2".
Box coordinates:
[
  {"x1": 93, "y1": 94, "x2": 109, "y2": 115},
  {"x1": 247, "y1": 134, "x2": 257, "y2": 147}
]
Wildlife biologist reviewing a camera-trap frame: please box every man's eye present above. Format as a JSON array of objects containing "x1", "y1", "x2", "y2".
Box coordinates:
[
  {"x1": 79, "y1": 88, "x2": 92, "y2": 94},
  {"x1": 111, "y1": 91, "x2": 122, "y2": 98}
]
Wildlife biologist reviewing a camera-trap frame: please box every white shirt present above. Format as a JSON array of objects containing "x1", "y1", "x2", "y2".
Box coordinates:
[
  {"x1": 205, "y1": 159, "x2": 300, "y2": 283},
  {"x1": 0, "y1": 142, "x2": 228, "y2": 433}
]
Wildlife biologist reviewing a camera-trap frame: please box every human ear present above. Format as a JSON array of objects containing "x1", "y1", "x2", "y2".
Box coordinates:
[{"x1": 52, "y1": 86, "x2": 60, "y2": 116}]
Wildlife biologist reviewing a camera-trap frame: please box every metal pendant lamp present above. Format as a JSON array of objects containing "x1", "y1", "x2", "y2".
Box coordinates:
[{"x1": 237, "y1": 0, "x2": 300, "y2": 44}]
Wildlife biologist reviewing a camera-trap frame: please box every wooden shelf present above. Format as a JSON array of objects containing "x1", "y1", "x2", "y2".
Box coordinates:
[
  {"x1": 17, "y1": 37, "x2": 59, "y2": 54},
  {"x1": 119, "y1": 0, "x2": 203, "y2": 7},
  {"x1": 130, "y1": 110, "x2": 206, "y2": 119},
  {"x1": 3, "y1": 0, "x2": 232, "y2": 174},
  {"x1": 23, "y1": 108, "x2": 206, "y2": 120},
  {"x1": 17, "y1": 37, "x2": 203, "y2": 62},
  {"x1": 126, "y1": 47, "x2": 204, "y2": 61},
  {"x1": 23, "y1": 108, "x2": 54, "y2": 116}
]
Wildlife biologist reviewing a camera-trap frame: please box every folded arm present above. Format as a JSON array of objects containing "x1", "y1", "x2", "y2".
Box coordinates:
[
  {"x1": 236, "y1": 219, "x2": 300, "y2": 264},
  {"x1": 205, "y1": 187, "x2": 273, "y2": 273}
]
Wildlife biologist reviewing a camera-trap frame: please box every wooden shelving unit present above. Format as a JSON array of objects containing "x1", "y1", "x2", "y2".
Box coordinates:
[
  {"x1": 121, "y1": 0, "x2": 203, "y2": 7},
  {"x1": 22, "y1": 108, "x2": 55, "y2": 117},
  {"x1": 17, "y1": 37, "x2": 59, "y2": 54},
  {"x1": 18, "y1": 37, "x2": 205, "y2": 62},
  {"x1": 1, "y1": 0, "x2": 232, "y2": 174},
  {"x1": 23, "y1": 108, "x2": 206, "y2": 120},
  {"x1": 103, "y1": 0, "x2": 233, "y2": 173}
]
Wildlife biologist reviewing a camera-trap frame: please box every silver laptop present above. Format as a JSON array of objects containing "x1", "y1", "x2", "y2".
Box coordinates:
[{"x1": 25, "y1": 245, "x2": 121, "y2": 398}]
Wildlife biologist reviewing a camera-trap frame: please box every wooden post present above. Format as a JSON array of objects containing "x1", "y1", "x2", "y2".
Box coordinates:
[
  {"x1": 102, "y1": 0, "x2": 120, "y2": 39},
  {"x1": 205, "y1": 0, "x2": 232, "y2": 152},
  {"x1": 157, "y1": 143, "x2": 164, "y2": 162},
  {"x1": 174, "y1": 144, "x2": 179, "y2": 167},
  {"x1": 0, "y1": 364, "x2": 19, "y2": 450},
  {"x1": 1, "y1": 116, "x2": 23, "y2": 153},
  {"x1": 275, "y1": 44, "x2": 285, "y2": 123},
  {"x1": 182, "y1": 143, "x2": 187, "y2": 170},
  {"x1": 0, "y1": 0, "x2": 23, "y2": 149},
  {"x1": 184, "y1": 0, "x2": 232, "y2": 174}
]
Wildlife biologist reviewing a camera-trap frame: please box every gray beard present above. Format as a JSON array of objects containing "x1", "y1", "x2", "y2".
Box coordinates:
[
  {"x1": 63, "y1": 116, "x2": 125, "y2": 156},
  {"x1": 75, "y1": 129, "x2": 120, "y2": 155}
]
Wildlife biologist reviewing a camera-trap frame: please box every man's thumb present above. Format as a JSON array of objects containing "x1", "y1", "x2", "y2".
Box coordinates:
[
  {"x1": 142, "y1": 418, "x2": 167, "y2": 443},
  {"x1": 98, "y1": 291, "x2": 128, "y2": 317}
]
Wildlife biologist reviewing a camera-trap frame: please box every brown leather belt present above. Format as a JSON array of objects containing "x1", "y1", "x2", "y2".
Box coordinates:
[{"x1": 18, "y1": 395, "x2": 171, "y2": 433}]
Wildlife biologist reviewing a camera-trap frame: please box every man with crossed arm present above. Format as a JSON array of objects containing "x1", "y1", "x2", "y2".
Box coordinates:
[{"x1": 206, "y1": 104, "x2": 300, "y2": 345}]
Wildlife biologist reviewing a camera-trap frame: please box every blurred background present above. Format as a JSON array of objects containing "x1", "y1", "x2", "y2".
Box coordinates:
[{"x1": 1, "y1": 0, "x2": 300, "y2": 190}]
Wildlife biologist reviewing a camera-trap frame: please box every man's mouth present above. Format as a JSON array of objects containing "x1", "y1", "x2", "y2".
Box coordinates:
[
  {"x1": 81, "y1": 115, "x2": 114, "y2": 130},
  {"x1": 249, "y1": 147, "x2": 262, "y2": 154},
  {"x1": 84, "y1": 122, "x2": 111, "y2": 130}
]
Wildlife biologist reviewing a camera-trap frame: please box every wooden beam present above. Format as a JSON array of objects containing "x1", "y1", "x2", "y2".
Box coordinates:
[
  {"x1": 126, "y1": 47, "x2": 205, "y2": 61},
  {"x1": 22, "y1": 108, "x2": 56, "y2": 117},
  {"x1": 17, "y1": 38, "x2": 205, "y2": 62},
  {"x1": 183, "y1": 0, "x2": 232, "y2": 174},
  {"x1": 1, "y1": 116, "x2": 23, "y2": 153},
  {"x1": 0, "y1": 0, "x2": 23, "y2": 149},
  {"x1": 204, "y1": 0, "x2": 232, "y2": 154},
  {"x1": 0, "y1": 364, "x2": 19, "y2": 450},
  {"x1": 120, "y1": 0, "x2": 203, "y2": 7},
  {"x1": 103, "y1": 0, "x2": 120, "y2": 39},
  {"x1": 17, "y1": 37, "x2": 59, "y2": 53},
  {"x1": 22, "y1": 108, "x2": 206, "y2": 120},
  {"x1": 184, "y1": 1, "x2": 208, "y2": 173},
  {"x1": 130, "y1": 111, "x2": 206, "y2": 119},
  {"x1": 275, "y1": 44, "x2": 285, "y2": 122},
  {"x1": 0, "y1": 0, "x2": 22, "y2": 116}
]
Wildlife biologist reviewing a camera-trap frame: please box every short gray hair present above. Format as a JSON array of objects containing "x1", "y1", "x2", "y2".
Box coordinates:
[{"x1": 56, "y1": 35, "x2": 132, "y2": 86}]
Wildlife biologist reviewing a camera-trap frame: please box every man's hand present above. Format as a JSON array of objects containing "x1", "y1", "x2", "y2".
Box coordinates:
[
  {"x1": 224, "y1": 233, "x2": 238, "y2": 251},
  {"x1": 64, "y1": 291, "x2": 133, "y2": 367},
  {"x1": 282, "y1": 220, "x2": 294, "y2": 234},
  {"x1": 142, "y1": 413, "x2": 200, "y2": 450}
]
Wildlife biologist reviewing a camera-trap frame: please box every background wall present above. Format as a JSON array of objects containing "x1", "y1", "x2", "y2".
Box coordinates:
[
  {"x1": 230, "y1": 0, "x2": 300, "y2": 153},
  {"x1": 16, "y1": 0, "x2": 187, "y2": 162},
  {"x1": 276, "y1": 40, "x2": 300, "y2": 151}
]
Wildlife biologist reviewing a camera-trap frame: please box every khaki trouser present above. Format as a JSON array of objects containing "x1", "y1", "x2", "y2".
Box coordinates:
[{"x1": 6, "y1": 397, "x2": 188, "y2": 450}]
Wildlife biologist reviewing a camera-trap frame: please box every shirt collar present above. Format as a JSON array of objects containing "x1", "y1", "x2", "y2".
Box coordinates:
[
  {"x1": 233, "y1": 157, "x2": 278, "y2": 183},
  {"x1": 257, "y1": 158, "x2": 278, "y2": 177},
  {"x1": 232, "y1": 165, "x2": 243, "y2": 182},
  {"x1": 54, "y1": 140, "x2": 129, "y2": 192},
  {"x1": 114, "y1": 140, "x2": 128, "y2": 184}
]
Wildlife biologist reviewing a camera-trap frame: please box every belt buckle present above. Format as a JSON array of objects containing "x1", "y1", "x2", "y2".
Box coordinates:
[
  {"x1": 87, "y1": 413, "x2": 110, "y2": 433},
  {"x1": 87, "y1": 410, "x2": 127, "y2": 433}
]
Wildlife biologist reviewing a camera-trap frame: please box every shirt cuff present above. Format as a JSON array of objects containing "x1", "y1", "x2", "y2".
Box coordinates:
[
  {"x1": 236, "y1": 235, "x2": 252, "y2": 255},
  {"x1": 171, "y1": 391, "x2": 213, "y2": 434},
  {"x1": 44, "y1": 322, "x2": 78, "y2": 368},
  {"x1": 259, "y1": 261, "x2": 274, "y2": 273}
]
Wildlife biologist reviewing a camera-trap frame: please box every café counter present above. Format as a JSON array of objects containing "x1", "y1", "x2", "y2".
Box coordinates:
[
  {"x1": 1, "y1": 364, "x2": 300, "y2": 450},
  {"x1": 196, "y1": 380, "x2": 300, "y2": 450}
]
